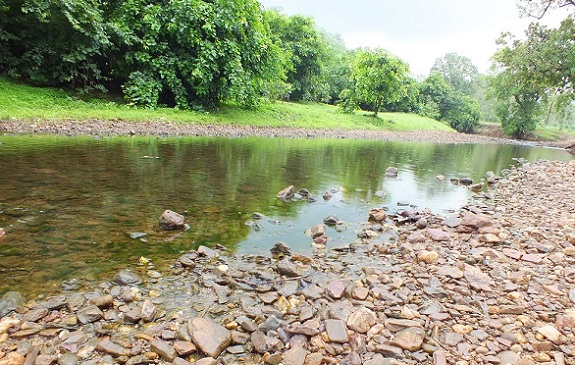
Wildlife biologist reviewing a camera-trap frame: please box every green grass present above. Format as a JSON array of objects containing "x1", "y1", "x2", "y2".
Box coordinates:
[{"x1": 0, "y1": 77, "x2": 454, "y2": 132}]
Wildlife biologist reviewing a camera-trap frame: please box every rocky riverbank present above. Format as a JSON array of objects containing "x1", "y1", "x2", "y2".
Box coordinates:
[
  {"x1": 1, "y1": 160, "x2": 575, "y2": 365},
  {"x1": 0, "y1": 119, "x2": 534, "y2": 146}
]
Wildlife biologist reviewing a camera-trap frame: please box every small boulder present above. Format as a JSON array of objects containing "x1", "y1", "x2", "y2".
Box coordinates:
[
  {"x1": 276, "y1": 259, "x2": 301, "y2": 277},
  {"x1": 385, "y1": 167, "x2": 399, "y2": 177},
  {"x1": 277, "y1": 185, "x2": 295, "y2": 200},
  {"x1": 323, "y1": 215, "x2": 340, "y2": 226},
  {"x1": 325, "y1": 320, "x2": 349, "y2": 343},
  {"x1": 114, "y1": 269, "x2": 142, "y2": 286},
  {"x1": 0, "y1": 291, "x2": 24, "y2": 318},
  {"x1": 391, "y1": 328, "x2": 426, "y2": 352},
  {"x1": 77, "y1": 305, "x2": 103, "y2": 324},
  {"x1": 159, "y1": 210, "x2": 186, "y2": 230}
]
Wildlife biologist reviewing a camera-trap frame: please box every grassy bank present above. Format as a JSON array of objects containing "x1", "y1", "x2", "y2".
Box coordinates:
[{"x1": 0, "y1": 77, "x2": 453, "y2": 132}]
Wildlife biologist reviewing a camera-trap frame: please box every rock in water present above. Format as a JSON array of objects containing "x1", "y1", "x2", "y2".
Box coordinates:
[
  {"x1": 385, "y1": 167, "x2": 399, "y2": 177},
  {"x1": 277, "y1": 185, "x2": 295, "y2": 200},
  {"x1": 159, "y1": 210, "x2": 186, "y2": 230},
  {"x1": 114, "y1": 269, "x2": 142, "y2": 286},
  {"x1": 189, "y1": 318, "x2": 231, "y2": 358},
  {"x1": 271, "y1": 242, "x2": 291, "y2": 258},
  {"x1": 0, "y1": 291, "x2": 24, "y2": 318},
  {"x1": 368, "y1": 208, "x2": 387, "y2": 222}
]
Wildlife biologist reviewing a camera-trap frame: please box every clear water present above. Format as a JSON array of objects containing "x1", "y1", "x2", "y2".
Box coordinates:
[{"x1": 0, "y1": 135, "x2": 572, "y2": 296}]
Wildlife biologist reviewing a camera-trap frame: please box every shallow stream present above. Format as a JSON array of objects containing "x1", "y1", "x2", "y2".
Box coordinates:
[{"x1": 0, "y1": 135, "x2": 572, "y2": 296}]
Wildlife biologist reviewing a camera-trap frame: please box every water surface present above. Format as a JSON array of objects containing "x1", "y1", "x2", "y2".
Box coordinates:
[{"x1": 0, "y1": 135, "x2": 572, "y2": 296}]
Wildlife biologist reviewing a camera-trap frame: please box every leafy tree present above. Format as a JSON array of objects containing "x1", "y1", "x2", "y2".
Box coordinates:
[
  {"x1": 265, "y1": 10, "x2": 329, "y2": 102},
  {"x1": 321, "y1": 32, "x2": 353, "y2": 104},
  {"x1": 417, "y1": 72, "x2": 480, "y2": 132},
  {"x1": 114, "y1": 0, "x2": 286, "y2": 110},
  {"x1": 0, "y1": 0, "x2": 113, "y2": 91},
  {"x1": 431, "y1": 53, "x2": 479, "y2": 96},
  {"x1": 347, "y1": 48, "x2": 410, "y2": 117},
  {"x1": 417, "y1": 72, "x2": 452, "y2": 120},
  {"x1": 384, "y1": 76, "x2": 420, "y2": 113},
  {"x1": 442, "y1": 93, "x2": 481, "y2": 133},
  {"x1": 490, "y1": 18, "x2": 575, "y2": 137}
]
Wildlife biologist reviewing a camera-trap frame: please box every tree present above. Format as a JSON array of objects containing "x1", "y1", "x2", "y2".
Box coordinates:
[
  {"x1": 320, "y1": 32, "x2": 353, "y2": 104},
  {"x1": 430, "y1": 53, "x2": 479, "y2": 96},
  {"x1": 489, "y1": 18, "x2": 575, "y2": 137},
  {"x1": 417, "y1": 72, "x2": 480, "y2": 132},
  {"x1": 265, "y1": 10, "x2": 329, "y2": 102},
  {"x1": 0, "y1": 0, "x2": 113, "y2": 91},
  {"x1": 114, "y1": 0, "x2": 286, "y2": 109},
  {"x1": 519, "y1": 0, "x2": 575, "y2": 19},
  {"x1": 348, "y1": 48, "x2": 409, "y2": 117}
]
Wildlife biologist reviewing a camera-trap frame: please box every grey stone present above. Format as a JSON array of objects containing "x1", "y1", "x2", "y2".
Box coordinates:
[
  {"x1": 140, "y1": 299, "x2": 156, "y2": 322},
  {"x1": 282, "y1": 346, "x2": 307, "y2": 365},
  {"x1": 250, "y1": 331, "x2": 283, "y2": 354},
  {"x1": 325, "y1": 319, "x2": 348, "y2": 343},
  {"x1": 114, "y1": 269, "x2": 142, "y2": 286},
  {"x1": 0, "y1": 291, "x2": 24, "y2": 317},
  {"x1": 276, "y1": 259, "x2": 301, "y2": 277},
  {"x1": 57, "y1": 353, "x2": 78, "y2": 365}
]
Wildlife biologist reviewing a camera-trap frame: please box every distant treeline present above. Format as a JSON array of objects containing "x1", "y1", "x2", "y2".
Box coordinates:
[{"x1": 1, "y1": 0, "x2": 574, "y2": 137}]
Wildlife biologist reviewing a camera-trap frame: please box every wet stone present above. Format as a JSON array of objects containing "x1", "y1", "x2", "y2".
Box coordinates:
[
  {"x1": 76, "y1": 305, "x2": 103, "y2": 324},
  {"x1": 276, "y1": 259, "x2": 301, "y2": 277},
  {"x1": 114, "y1": 270, "x2": 142, "y2": 286},
  {"x1": 159, "y1": 209, "x2": 186, "y2": 230},
  {"x1": 89, "y1": 294, "x2": 113, "y2": 309},
  {"x1": 96, "y1": 338, "x2": 131, "y2": 357},
  {"x1": 0, "y1": 291, "x2": 24, "y2": 318},
  {"x1": 150, "y1": 339, "x2": 177, "y2": 362},
  {"x1": 23, "y1": 308, "x2": 48, "y2": 322}
]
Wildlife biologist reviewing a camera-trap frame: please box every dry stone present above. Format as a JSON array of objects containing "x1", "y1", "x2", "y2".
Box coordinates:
[
  {"x1": 346, "y1": 307, "x2": 376, "y2": 333},
  {"x1": 189, "y1": 318, "x2": 231, "y2": 358}
]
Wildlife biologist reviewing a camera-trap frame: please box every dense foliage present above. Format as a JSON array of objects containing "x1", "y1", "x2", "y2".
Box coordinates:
[
  {"x1": 490, "y1": 17, "x2": 575, "y2": 137},
  {"x1": 342, "y1": 48, "x2": 409, "y2": 117},
  {"x1": 5, "y1": 0, "x2": 574, "y2": 138},
  {"x1": 0, "y1": 0, "x2": 287, "y2": 109}
]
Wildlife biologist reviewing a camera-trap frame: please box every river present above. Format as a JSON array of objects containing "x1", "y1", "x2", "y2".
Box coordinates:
[{"x1": 0, "y1": 135, "x2": 572, "y2": 296}]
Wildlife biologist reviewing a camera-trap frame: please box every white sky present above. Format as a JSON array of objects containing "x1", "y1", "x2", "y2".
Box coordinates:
[{"x1": 258, "y1": 0, "x2": 570, "y2": 77}]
